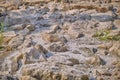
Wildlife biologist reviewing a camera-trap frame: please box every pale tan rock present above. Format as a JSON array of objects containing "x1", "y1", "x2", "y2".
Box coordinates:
[
  {"x1": 98, "y1": 42, "x2": 113, "y2": 49},
  {"x1": 62, "y1": 22, "x2": 71, "y2": 30},
  {"x1": 114, "y1": 20, "x2": 120, "y2": 28},
  {"x1": 48, "y1": 3, "x2": 57, "y2": 12},
  {"x1": 108, "y1": 29, "x2": 120, "y2": 36},
  {"x1": 86, "y1": 55, "x2": 105, "y2": 66},
  {"x1": 3, "y1": 31, "x2": 16, "y2": 43},
  {"x1": 23, "y1": 0, "x2": 49, "y2": 3},
  {"x1": 68, "y1": 25, "x2": 84, "y2": 38},
  {"x1": 97, "y1": 21, "x2": 113, "y2": 30},
  {"x1": 109, "y1": 41, "x2": 120, "y2": 57},
  {"x1": 3, "y1": 31, "x2": 16, "y2": 37},
  {"x1": 96, "y1": 77, "x2": 104, "y2": 80},
  {"x1": 11, "y1": 59, "x2": 19, "y2": 72},
  {"x1": 2, "y1": 54, "x2": 22, "y2": 73},
  {"x1": 50, "y1": 24, "x2": 60, "y2": 33},
  {"x1": 39, "y1": 53, "x2": 47, "y2": 61},
  {"x1": 61, "y1": 73, "x2": 69, "y2": 80},
  {"x1": 20, "y1": 76, "x2": 37, "y2": 80},
  {"x1": 41, "y1": 32, "x2": 60, "y2": 42}
]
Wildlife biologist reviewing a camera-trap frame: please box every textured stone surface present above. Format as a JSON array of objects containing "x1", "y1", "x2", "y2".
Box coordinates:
[{"x1": 0, "y1": 0, "x2": 120, "y2": 80}]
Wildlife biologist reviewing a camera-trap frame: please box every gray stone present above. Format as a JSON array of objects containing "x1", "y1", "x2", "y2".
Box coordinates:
[
  {"x1": 10, "y1": 24, "x2": 25, "y2": 30},
  {"x1": 79, "y1": 13, "x2": 91, "y2": 20},
  {"x1": 91, "y1": 12, "x2": 113, "y2": 22}
]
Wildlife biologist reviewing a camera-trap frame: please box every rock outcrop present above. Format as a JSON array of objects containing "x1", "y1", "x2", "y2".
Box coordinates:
[{"x1": 0, "y1": 0, "x2": 120, "y2": 80}]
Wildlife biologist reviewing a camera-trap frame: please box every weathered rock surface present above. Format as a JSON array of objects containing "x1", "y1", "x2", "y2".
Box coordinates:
[
  {"x1": 68, "y1": 24, "x2": 84, "y2": 38},
  {"x1": 10, "y1": 24, "x2": 26, "y2": 30},
  {"x1": 41, "y1": 32, "x2": 61, "y2": 43},
  {"x1": 0, "y1": 0, "x2": 120, "y2": 80},
  {"x1": 47, "y1": 42, "x2": 68, "y2": 52}
]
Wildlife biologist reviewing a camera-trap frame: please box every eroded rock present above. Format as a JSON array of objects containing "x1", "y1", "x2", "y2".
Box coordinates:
[
  {"x1": 47, "y1": 42, "x2": 68, "y2": 52},
  {"x1": 68, "y1": 25, "x2": 84, "y2": 38},
  {"x1": 86, "y1": 55, "x2": 106, "y2": 66},
  {"x1": 109, "y1": 41, "x2": 120, "y2": 57},
  {"x1": 8, "y1": 35, "x2": 25, "y2": 50},
  {"x1": 3, "y1": 31, "x2": 17, "y2": 44},
  {"x1": 41, "y1": 32, "x2": 60, "y2": 42},
  {"x1": 1, "y1": 0, "x2": 120, "y2": 80},
  {"x1": 20, "y1": 76, "x2": 37, "y2": 80},
  {"x1": 26, "y1": 24, "x2": 35, "y2": 31},
  {"x1": 10, "y1": 24, "x2": 26, "y2": 30}
]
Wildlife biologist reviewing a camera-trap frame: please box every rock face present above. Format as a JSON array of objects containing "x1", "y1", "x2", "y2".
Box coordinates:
[
  {"x1": 86, "y1": 55, "x2": 106, "y2": 66},
  {"x1": 68, "y1": 25, "x2": 84, "y2": 38},
  {"x1": 41, "y1": 32, "x2": 61, "y2": 42},
  {"x1": 47, "y1": 42, "x2": 68, "y2": 52},
  {"x1": 0, "y1": 0, "x2": 120, "y2": 80},
  {"x1": 10, "y1": 24, "x2": 26, "y2": 30}
]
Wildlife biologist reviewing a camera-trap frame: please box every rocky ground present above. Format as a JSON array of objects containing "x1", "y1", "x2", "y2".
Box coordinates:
[{"x1": 0, "y1": 0, "x2": 120, "y2": 80}]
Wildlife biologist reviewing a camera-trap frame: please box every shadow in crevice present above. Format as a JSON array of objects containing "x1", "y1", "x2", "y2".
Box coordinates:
[
  {"x1": 112, "y1": 23, "x2": 118, "y2": 30},
  {"x1": 46, "y1": 52, "x2": 53, "y2": 58}
]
